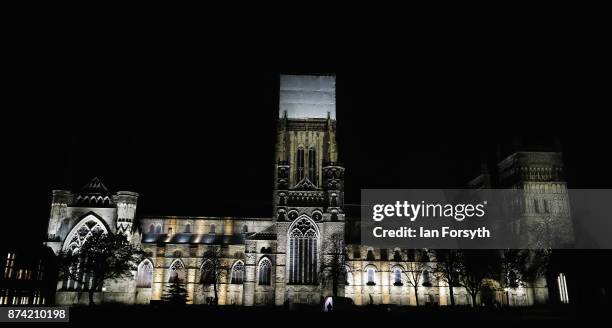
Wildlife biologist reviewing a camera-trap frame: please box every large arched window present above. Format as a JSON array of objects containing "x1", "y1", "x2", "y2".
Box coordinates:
[
  {"x1": 168, "y1": 260, "x2": 185, "y2": 283},
  {"x1": 155, "y1": 224, "x2": 162, "y2": 234},
  {"x1": 258, "y1": 258, "x2": 272, "y2": 285},
  {"x1": 185, "y1": 223, "x2": 191, "y2": 233},
  {"x1": 63, "y1": 215, "x2": 108, "y2": 252},
  {"x1": 288, "y1": 217, "x2": 318, "y2": 284},
  {"x1": 308, "y1": 147, "x2": 316, "y2": 184},
  {"x1": 200, "y1": 260, "x2": 214, "y2": 284},
  {"x1": 61, "y1": 215, "x2": 109, "y2": 291},
  {"x1": 297, "y1": 147, "x2": 305, "y2": 181},
  {"x1": 230, "y1": 261, "x2": 244, "y2": 284},
  {"x1": 136, "y1": 260, "x2": 153, "y2": 288}
]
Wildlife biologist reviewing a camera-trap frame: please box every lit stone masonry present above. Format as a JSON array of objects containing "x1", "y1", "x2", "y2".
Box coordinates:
[
  {"x1": 496, "y1": 152, "x2": 574, "y2": 249},
  {"x1": 45, "y1": 75, "x2": 570, "y2": 307}
]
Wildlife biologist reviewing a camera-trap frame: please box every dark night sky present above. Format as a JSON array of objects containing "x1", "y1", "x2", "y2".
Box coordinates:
[{"x1": 3, "y1": 33, "x2": 610, "y2": 248}]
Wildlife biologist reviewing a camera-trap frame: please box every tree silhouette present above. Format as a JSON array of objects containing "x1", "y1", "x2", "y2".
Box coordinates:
[
  {"x1": 433, "y1": 250, "x2": 463, "y2": 306},
  {"x1": 162, "y1": 279, "x2": 190, "y2": 305},
  {"x1": 499, "y1": 249, "x2": 550, "y2": 304},
  {"x1": 57, "y1": 230, "x2": 143, "y2": 306},
  {"x1": 458, "y1": 250, "x2": 500, "y2": 307},
  {"x1": 319, "y1": 233, "x2": 347, "y2": 297},
  {"x1": 402, "y1": 249, "x2": 432, "y2": 307},
  {"x1": 200, "y1": 245, "x2": 228, "y2": 305}
]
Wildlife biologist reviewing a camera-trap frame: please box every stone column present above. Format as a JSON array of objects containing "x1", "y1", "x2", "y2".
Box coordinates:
[
  {"x1": 243, "y1": 246, "x2": 256, "y2": 306},
  {"x1": 187, "y1": 268, "x2": 196, "y2": 304}
]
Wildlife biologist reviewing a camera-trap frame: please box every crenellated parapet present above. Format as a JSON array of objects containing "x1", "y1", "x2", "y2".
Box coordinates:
[{"x1": 498, "y1": 152, "x2": 565, "y2": 186}]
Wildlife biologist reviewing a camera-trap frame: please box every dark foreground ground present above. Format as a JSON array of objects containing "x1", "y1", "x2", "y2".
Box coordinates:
[{"x1": 22, "y1": 303, "x2": 609, "y2": 327}]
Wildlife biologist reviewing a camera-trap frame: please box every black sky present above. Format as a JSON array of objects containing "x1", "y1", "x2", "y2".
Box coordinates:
[{"x1": 4, "y1": 33, "x2": 611, "y2": 248}]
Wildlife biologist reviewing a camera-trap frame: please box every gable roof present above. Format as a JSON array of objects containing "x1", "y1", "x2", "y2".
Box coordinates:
[
  {"x1": 79, "y1": 177, "x2": 111, "y2": 196},
  {"x1": 74, "y1": 177, "x2": 114, "y2": 207}
]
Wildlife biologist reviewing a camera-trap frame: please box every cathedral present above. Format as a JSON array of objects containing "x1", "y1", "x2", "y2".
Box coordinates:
[{"x1": 44, "y1": 75, "x2": 571, "y2": 307}]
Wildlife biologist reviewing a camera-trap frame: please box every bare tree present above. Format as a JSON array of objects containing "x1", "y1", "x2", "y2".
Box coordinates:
[
  {"x1": 200, "y1": 245, "x2": 228, "y2": 305},
  {"x1": 57, "y1": 230, "x2": 143, "y2": 306},
  {"x1": 402, "y1": 249, "x2": 431, "y2": 307},
  {"x1": 319, "y1": 232, "x2": 347, "y2": 297},
  {"x1": 458, "y1": 250, "x2": 500, "y2": 307},
  {"x1": 433, "y1": 249, "x2": 463, "y2": 306}
]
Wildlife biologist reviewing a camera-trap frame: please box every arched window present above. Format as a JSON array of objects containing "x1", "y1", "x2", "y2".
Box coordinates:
[
  {"x1": 155, "y1": 224, "x2": 162, "y2": 234},
  {"x1": 366, "y1": 248, "x2": 375, "y2": 261},
  {"x1": 297, "y1": 147, "x2": 305, "y2": 181},
  {"x1": 288, "y1": 217, "x2": 318, "y2": 284},
  {"x1": 308, "y1": 147, "x2": 316, "y2": 184},
  {"x1": 420, "y1": 249, "x2": 431, "y2": 262},
  {"x1": 200, "y1": 260, "x2": 214, "y2": 284},
  {"x1": 63, "y1": 215, "x2": 108, "y2": 252},
  {"x1": 230, "y1": 261, "x2": 244, "y2": 284},
  {"x1": 345, "y1": 265, "x2": 353, "y2": 286},
  {"x1": 185, "y1": 223, "x2": 191, "y2": 233},
  {"x1": 422, "y1": 270, "x2": 431, "y2": 287},
  {"x1": 210, "y1": 224, "x2": 216, "y2": 234},
  {"x1": 367, "y1": 267, "x2": 376, "y2": 285},
  {"x1": 168, "y1": 227, "x2": 173, "y2": 235},
  {"x1": 149, "y1": 224, "x2": 154, "y2": 233},
  {"x1": 407, "y1": 249, "x2": 415, "y2": 261},
  {"x1": 393, "y1": 267, "x2": 403, "y2": 286},
  {"x1": 331, "y1": 194, "x2": 338, "y2": 207},
  {"x1": 393, "y1": 249, "x2": 402, "y2": 262},
  {"x1": 258, "y1": 258, "x2": 272, "y2": 285},
  {"x1": 169, "y1": 260, "x2": 185, "y2": 283},
  {"x1": 242, "y1": 225, "x2": 248, "y2": 233},
  {"x1": 380, "y1": 249, "x2": 389, "y2": 261},
  {"x1": 136, "y1": 260, "x2": 153, "y2": 288}
]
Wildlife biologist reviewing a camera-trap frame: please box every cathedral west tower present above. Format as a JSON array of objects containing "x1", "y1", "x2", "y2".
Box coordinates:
[{"x1": 270, "y1": 75, "x2": 346, "y2": 304}]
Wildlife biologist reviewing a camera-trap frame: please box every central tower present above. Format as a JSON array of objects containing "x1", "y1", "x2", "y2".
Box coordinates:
[
  {"x1": 272, "y1": 74, "x2": 346, "y2": 304},
  {"x1": 274, "y1": 74, "x2": 344, "y2": 221}
]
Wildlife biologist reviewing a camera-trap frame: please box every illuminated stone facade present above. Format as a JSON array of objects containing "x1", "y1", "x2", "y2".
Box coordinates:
[{"x1": 45, "y1": 75, "x2": 567, "y2": 307}]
